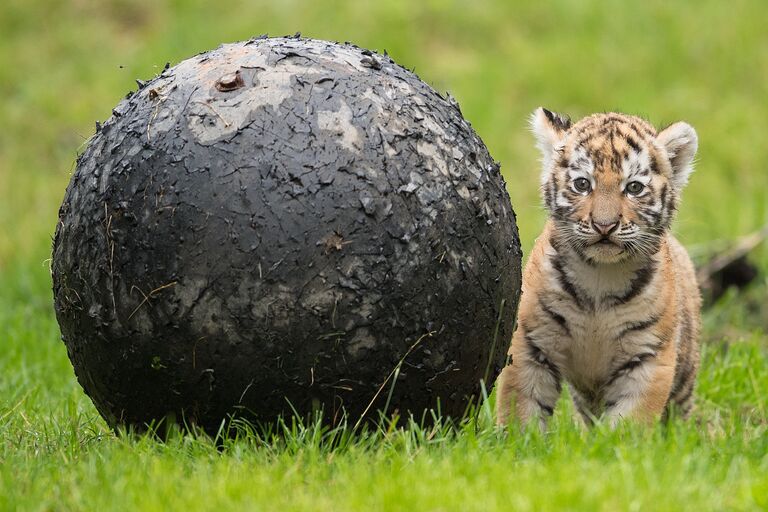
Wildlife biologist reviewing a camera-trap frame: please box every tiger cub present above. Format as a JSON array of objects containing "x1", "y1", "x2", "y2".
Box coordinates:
[{"x1": 496, "y1": 109, "x2": 701, "y2": 428}]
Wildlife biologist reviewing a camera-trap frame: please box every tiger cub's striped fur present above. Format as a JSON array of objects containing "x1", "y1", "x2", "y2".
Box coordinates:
[{"x1": 496, "y1": 109, "x2": 701, "y2": 428}]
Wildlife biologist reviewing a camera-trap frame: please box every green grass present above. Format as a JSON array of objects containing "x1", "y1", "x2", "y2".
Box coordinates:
[{"x1": 1, "y1": 0, "x2": 767, "y2": 510}]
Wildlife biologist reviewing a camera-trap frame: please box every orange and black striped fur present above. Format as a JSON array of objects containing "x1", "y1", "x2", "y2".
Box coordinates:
[{"x1": 496, "y1": 109, "x2": 701, "y2": 428}]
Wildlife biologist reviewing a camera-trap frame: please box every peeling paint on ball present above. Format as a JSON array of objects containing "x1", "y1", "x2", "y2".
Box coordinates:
[{"x1": 52, "y1": 36, "x2": 522, "y2": 434}]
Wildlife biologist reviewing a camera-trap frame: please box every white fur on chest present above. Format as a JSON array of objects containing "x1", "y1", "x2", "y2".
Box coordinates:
[
  {"x1": 561, "y1": 310, "x2": 653, "y2": 390},
  {"x1": 536, "y1": 248, "x2": 662, "y2": 391}
]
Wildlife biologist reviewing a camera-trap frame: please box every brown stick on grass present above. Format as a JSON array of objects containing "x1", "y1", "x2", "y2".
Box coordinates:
[{"x1": 696, "y1": 225, "x2": 768, "y2": 302}]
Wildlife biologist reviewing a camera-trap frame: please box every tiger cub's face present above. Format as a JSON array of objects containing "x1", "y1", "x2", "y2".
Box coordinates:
[{"x1": 532, "y1": 108, "x2": 698, "y2": 264}]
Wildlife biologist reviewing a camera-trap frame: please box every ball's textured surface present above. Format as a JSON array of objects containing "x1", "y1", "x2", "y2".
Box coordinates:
[{"x1": 52, "y1": 37, "x2": 522, "y2": 433}]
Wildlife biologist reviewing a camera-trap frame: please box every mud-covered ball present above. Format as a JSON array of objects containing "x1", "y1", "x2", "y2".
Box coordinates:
[{"x1": 52, "y1": 36, "x2": 522, "y2": 434}]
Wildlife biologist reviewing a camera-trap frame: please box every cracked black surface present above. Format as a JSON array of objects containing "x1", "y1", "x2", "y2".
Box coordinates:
[{"x1": 51, "y1": 36, "x2": 522, "y2": 434}]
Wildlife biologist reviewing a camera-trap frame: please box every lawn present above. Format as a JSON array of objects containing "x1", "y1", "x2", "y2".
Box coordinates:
[{"x1": 1, "y1": 0, "x2": 767, "y2": 510}]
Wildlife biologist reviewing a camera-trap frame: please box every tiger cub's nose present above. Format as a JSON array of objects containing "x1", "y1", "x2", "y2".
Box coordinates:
[{"x1": 592, "y1": 220, "x2": 619, "y2": 235}]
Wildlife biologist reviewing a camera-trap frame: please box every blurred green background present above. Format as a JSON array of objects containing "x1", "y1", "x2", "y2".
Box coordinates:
[{"x1": 1, "y1": 1, "x2": 767, "y2": 509}]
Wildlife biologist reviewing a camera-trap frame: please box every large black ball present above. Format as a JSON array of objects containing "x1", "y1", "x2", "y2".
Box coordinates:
[{"x1": 52, "y1": 37, "x2": 522, "y2": 434}]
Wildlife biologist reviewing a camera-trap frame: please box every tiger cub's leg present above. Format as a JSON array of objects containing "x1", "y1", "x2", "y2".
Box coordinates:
[
  {"x1": 601, "y1": 349, "x2": 676, "y2": 426},
  {"x1": 496, "y1": 331, "x2": 562, "y2": 429},
  {"x1": 665, "y1": 316, "x2": 700, "y2": 419}
]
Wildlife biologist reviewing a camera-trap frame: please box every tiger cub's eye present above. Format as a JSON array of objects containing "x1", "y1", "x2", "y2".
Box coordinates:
[
  {"x1": 625, "y1": 181, "x2": 645, "y2": 195},
  {"x1": 573, "y1": 177, "x2": 591, "y2": 193}
]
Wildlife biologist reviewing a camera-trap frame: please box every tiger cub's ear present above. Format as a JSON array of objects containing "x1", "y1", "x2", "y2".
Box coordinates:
[
  {"x1": 530, "y1": 107, "x2": 571, "y2": 173},
  {"x1": 656, "y1": 122, "x2": 698, "y2": 190}
]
